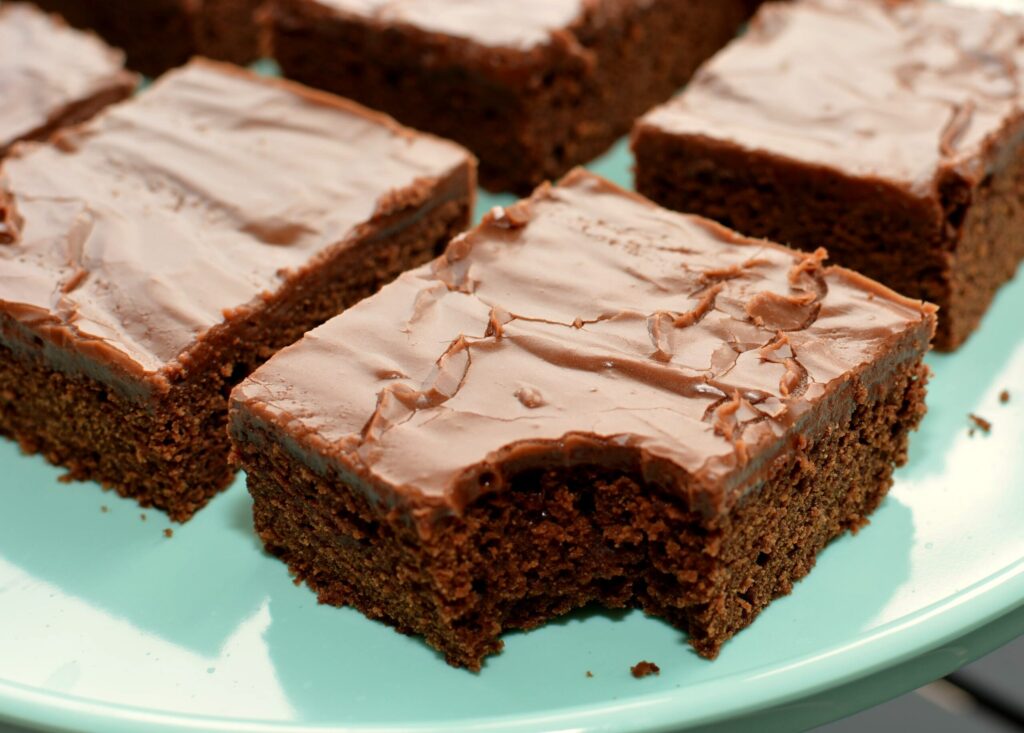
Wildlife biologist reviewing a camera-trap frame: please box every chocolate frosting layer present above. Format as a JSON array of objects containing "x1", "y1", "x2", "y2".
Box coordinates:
[
  {"x1": 310, "y1": 0, "x2": 650, "y2": 51},
  {"x1": 0, "y1": 60, "x2": 472, "y2": 381},
  {"x1": 0, "y1": 3, "x2": 136, "y2": 156},
  {"x1": 234, "y1": 171, "x2": 935, "y2": 517},
  {"x1": 637, "y1": 0, "x2": 1024, "y2": 196}
]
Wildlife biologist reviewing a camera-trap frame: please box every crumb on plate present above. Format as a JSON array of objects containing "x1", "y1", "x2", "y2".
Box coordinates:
[{"x1": 631, "y1": 661, "x2": 660, "y2": 678}]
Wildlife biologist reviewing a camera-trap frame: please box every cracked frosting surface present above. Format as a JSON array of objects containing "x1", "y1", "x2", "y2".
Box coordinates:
[
  {"x1": 234, "y1": 171, "x2": 935, "y2": 514},
  {"x1": 309, "y1": 0, "x2": 650, "y2": 50},
  {"x1": 0, "y1": 3, "x2": 135, "y2": 156},
  {"x1": 638, "y1": 0, "x2": 1024, "y2": 195},
  {"x1": 0, "y1": 60, "x2": 471, "y2": 379}
]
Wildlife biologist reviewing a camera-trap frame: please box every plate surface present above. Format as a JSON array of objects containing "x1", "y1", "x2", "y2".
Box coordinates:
[{"x1": 1, "y1": 140, "x2": 1023, "y2": 733}]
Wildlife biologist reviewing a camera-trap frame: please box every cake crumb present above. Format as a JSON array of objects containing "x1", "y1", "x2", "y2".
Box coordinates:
[
  {"x1": 630, "y1": 661, "x2": 660, "y2": 678},
  {"x1": 140, "y1": 513, "x2": 147, "y2": 522},
  {"x1": 163, "y1": 528, "x2": 173, "y2": 538},
  {"x1": 100, "y1": 505, "x2": 109, "y2": 513},
  {"x1": 1000, "y1": 390, "x2": 1010, "y2": 404},
  {"x1": 585, "y1": 670, "x2": 593, "y2": 678},
  {"x1": 969, "y1": 413, "x2": 992, "y2": 433}
]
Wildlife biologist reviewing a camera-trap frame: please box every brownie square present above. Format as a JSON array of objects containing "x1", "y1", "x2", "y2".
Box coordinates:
[
  {"x1": 0, "y1": 4, "x2": 137, "y2": 158},
  {"x1": 31, "y1": 0, "x2": 265, "y2": 76},
  {"x1": 265, "y1": 0, "x2": 759, "y2": 193},
  {"x1": 633, "y1": 0, "x2": 1024, "y2": 351},
  {"x1": 0, "y1": 60, "x2": 475, "y2": 521},
  {"x1": 230, "y1": 170, "x2": 935, "y2": 670}
]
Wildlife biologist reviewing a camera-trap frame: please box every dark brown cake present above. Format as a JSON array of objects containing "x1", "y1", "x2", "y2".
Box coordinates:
[
  {"x1": 633, "y1": 0, "x2": 1024, "y2": 351},
  {"x1": 0, "y1": 60, "x2": 475, "y2": 521},
  {"x1": 230, "y1": 170, "x2": 936, "y2": 670},
  {"x1": 30, "y1": 0, "x2": 265, "y2": 76},
  {"x1": 0, "y1": 4, "x2": 136, "y2": 158},
  {"x1": 265, "y1": 0, "x2": 759, "y2": 193}
]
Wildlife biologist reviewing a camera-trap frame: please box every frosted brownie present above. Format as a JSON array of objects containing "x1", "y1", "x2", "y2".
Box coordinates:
[
  {"x1": 0, "y1": 4, "x2": 136, "y2": 158},
  {"x1": 0, "y1": 60, "x2": 475, "y2": 521},
  {"x1": 634, "y1": 0, "x2": 1024, "y2": 351},
  {"x1": 265, "y1": 0, "x2": 759, "y2": 192},
  {"x1": 230, "y1": 170, "x2": 936, "y2": 669},
  {"x1": 32, "y1": 0, "x2": 265, "y2": 76}
]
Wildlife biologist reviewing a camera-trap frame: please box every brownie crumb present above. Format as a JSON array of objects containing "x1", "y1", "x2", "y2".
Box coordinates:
[
  {"x1": 969, "y1": 413, "x2": 992, "y2": 433},
  {"x1": 1000, "y1": 390, "x2": 1010, "y2": 404},
  {"x1": 100, "y1": 505, "x2": 109, "y2": 513},
  {"x1": 163, "y1": 528, "x2": 174, "y2": 538},
  {"x1": 585, "y1": 670, "x2": 593, "y2": 678},
  {"x1": 140, "y1": 513, "x2": 147, "y2": 522},
  {"x1": 630, "y1": 661, "x2": 660, "y2": 678}
]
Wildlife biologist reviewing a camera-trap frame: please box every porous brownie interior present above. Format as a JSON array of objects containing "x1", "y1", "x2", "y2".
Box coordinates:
[
  {"x1": 0, "y1": 197, "x2": 468, "y2": 521},
  {"x1": 195, "y1": 0, "x2": 264, "y2": 65},
  {"x1": 269, "y1": 0, "x2": 752, "y2": 192},
  {"x1": 634, "y1": 128, "x2": 1023, "y2": 351},
  {"x1": 238, "y1": 349, "x2": 928, "y2": 669},
  {"x1": 31, "y1": 0, "x2": 197, "y2": 76},
  {"x1": 946, "y1": 130, "x2": 1024, "y2": 349}
]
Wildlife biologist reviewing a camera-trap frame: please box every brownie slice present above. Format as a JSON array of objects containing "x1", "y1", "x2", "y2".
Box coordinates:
[
  {"x1": 230, "y1": 170, "x2": 936, "y2": 670},
  {"x1": 633, "y1": 0, "x2": 1024, "y2": 351},
  {"x1": 265, "y1": 0, "x2": 759, "y2": 193},
  {"x1": 31, "y1": 0, "x2": 265, "y2": 76},
  {"x1": 0, "y1": 60, "x2": 475, "y2": 521},
  {"x1": 0, "y1": 4, "x2": 137, "y2": 158}
]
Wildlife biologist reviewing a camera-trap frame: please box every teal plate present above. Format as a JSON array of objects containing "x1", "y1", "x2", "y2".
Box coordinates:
[{"x1": 1, "y1": 140, "x2": 1023, "y2": 733}]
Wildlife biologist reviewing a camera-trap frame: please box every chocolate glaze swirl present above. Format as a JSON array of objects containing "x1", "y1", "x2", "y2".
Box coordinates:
[
  {"x1": 638, "y1": 0, "x2": 1024, "y2": 196},
  {"x1": 0, "y1": 60, "x2": 472, "y2": 385},
  {"x1": 233, "y1": 171, "x2": 936, "y2": 520},
  {"x1": 0, "y1": 3, "x2": 137, "y2": 157}
]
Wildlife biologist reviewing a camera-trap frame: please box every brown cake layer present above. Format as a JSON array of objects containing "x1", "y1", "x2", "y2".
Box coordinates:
[
  {"x1": 0, "y1": 61, "x2": 475, "y2": 520},
  {"x1": 633, "y1": 0, "x2": 1024, "y2": 351},
  {"x1": 0, "y1": 4, "x2": 136, "y2": 158},
  {"x1": 230, "y1": 171, "x2": 936, "y2": 669},
  {"x1": 31, "y1": 0, "x2": 265, "y2": 76},
  {"x1": 265, "y1": 0, "x2": 758, "y2": 193}
]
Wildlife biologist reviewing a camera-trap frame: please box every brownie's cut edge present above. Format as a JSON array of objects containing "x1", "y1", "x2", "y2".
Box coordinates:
[
  {"x1": 30, "y1": 0, "x2": 264, "y2": 75},
  {"x1": 0, "y1": 60, "x2": 475, "y2": 521},
  {"x1": 229, "y1": 170, "x2": 936, "y2": 669},
  {"x1": 266, "y1": 0, "x2": 757, "y2": 193},
  {"x1": 633, "y1": 0, "x2": 1024, "y2": 351},
  {"x1": 195, "y1": 0, "x2": 267, "y2": 65}
]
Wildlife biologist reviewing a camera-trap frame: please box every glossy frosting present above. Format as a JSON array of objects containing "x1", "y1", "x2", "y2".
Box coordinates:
[
  {"x1": 0, "y1": 3, "x2": 135, "y2": 156},
  {"x1": 235, "y1": 171, "x2": 935, "y2": 517},
  {"x1": 0, "y1": 60, "x2": 471, "y2": 382},
  {"x1": 638, "y1": 0, "x2": 1024, "y2": 196},
  {"x1": 312, "y1": 0, "x2": 615, "y2": 50}
]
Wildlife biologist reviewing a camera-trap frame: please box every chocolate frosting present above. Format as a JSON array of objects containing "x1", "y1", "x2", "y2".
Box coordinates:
[
  {"x1": 309, "y1": 0, "x2": 651, "y2": 51},
  {"x1": 637, "y1": 0, "x2": 1024, "y2": 196},
  {"x1": 234, "y1": 171, "x2": 935, "y2": 519},
  {"x1": 0, "y1": 3, "x2": 136, "y2": 157},
  {"x1": 0, "y1": 60, "x2": 472, "y2": 385}
]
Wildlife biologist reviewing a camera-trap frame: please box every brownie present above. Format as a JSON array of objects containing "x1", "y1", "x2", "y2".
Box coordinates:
[
  {"x1": 264, "y1": 0, "x2": 759, "y2": 193},
  {"x1": 0, "y1": 60, "x2": 475, "y2": 521},
  {"x1": 0, "y1": 4, "x2": 136, "y2": 158},
  {"x1": 229, "y1": 170, "x2": 936, "y2": 670},
  {"x1": 31, "y1": 0, "x2": 265, "y2": 76},
  {"x1": 633, "y1": 0, "x2": 1024, "y2": 351}
]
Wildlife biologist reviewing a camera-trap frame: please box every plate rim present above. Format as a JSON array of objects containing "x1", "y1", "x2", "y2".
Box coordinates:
[{"x1": 1, "y1": 555, "x2": 1021, "y2": 733}]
